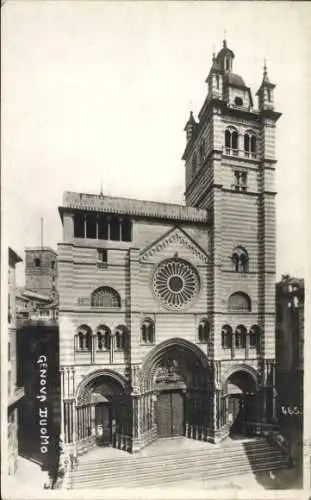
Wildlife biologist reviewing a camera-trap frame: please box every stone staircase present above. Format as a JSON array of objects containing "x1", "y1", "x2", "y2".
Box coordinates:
[{"x1": 70, "y1": 438, "x2": 288, "y2": 489}]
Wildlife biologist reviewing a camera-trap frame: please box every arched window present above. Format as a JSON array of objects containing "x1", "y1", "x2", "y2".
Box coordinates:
[
  {"x1": 249, "y1": 324, "x2": 260, "y2": 349},
  {"x1": 228, "y1": 292, "x2": 251, "y2": 312},
  {"x1": 222, "y1": 325, "x2": 232, "y2": 349},
  {"x1": 91, "y1": 287, "x2": 121, "y2": 308},
  {"x1": 235, "y1": 325, "x2": 247, "y2": 348},
  {"x1": 225, "y1": 129, "x2": 231, "y2": 148},
  {"x1": 85, "y1": 331, "x2": 92, "y2": 350},
  {"x1": 239, "y1": 252, "x2": 249, "y2": 272},
  {"x1": 198, "y1": 319, "x2": 209, "y2": 343},
  {"x1": 224, "y1": 127, "x2": 239, "y2": 154},
  {"x1": 115, "y1": 325, "x2": 127, "y2": 351},
  {"x1": 231, "y1": 252, "x2": 238, "y2": 272},
  {"x1": 141, "y1": 318, "x2": 155, "y2": 345},
  {"x1": 244, "y1": 134, "x2": 250, "y2": 152},
  {"x1": 97, "y1": 325, "x2": 111, "y2": 351},
  {"x1": 231, "y1": 246, "x2": 249, "y2": 273},
  {"x1": 251, "y1": 135, "x2": 256, "y2": 153},
  {"x1": 232, "y1": 131, "x2": 238, "y2": 150},
  {"x1": 191, "y1": 153, "x2": 197, "y2": 176},
  {"x1": 267, "y1": 88, "x2": 272, "y2": 103},
  {"x1": 244, "y1": 131, "x2": 257, "y2": 157},
  {"x1": 77, "y1": 325, "x2": 92, "y2": 351},
  {"x1": 78, "y1": 331, "x2": 84, "y2": 350}
]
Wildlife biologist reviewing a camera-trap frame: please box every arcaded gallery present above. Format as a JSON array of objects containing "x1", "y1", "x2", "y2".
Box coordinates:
[{"x1": 57, "y1": 40, "x2": 280, "y2": 456}]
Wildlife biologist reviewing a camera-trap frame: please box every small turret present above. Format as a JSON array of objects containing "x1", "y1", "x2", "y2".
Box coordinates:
[
  {"x1": 216, "y1": 39, "x2": 235, "y2": 73},
  {"x1": 184, "y1": 111, "x2": 197, "y2": 144},
  {"x1": 256, "y1": 61, "x2": 275, "y2": 111},
  {"x1": 205, "y1": 52, "x2": 223, "y2": 100}
]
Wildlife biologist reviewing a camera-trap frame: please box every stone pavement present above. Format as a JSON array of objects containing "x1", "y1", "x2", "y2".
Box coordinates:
[
  {"x1": 3, "y1": 456, "x2": 49, "y2": 499},
  {"x1": 145, "y1": 466, "x2": 302, "y2": 491}
]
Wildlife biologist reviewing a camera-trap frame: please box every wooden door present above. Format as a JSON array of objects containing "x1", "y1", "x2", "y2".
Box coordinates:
[
  {"x1": 157, "y1": 393, "x2": 171, "y2": 437},
  {"x1": 171, "y1": 392, "x2": 184, "y2": 436},
  {"x1": 157, "y1": 392, "x2": 184, "y2": 437}
]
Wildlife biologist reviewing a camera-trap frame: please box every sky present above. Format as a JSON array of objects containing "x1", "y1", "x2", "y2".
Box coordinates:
[{"x1": 2, "y1": 1, "x2": 310, "y2": 285}]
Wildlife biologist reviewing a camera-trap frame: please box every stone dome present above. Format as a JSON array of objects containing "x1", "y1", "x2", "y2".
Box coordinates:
[{"x1": 225, "y1": 72, "x2": 246, "y2": 87}]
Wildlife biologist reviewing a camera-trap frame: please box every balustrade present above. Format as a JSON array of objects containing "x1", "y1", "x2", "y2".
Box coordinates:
[{"x1": 223, "y1": 147, "x2": 257, "y2": 159}]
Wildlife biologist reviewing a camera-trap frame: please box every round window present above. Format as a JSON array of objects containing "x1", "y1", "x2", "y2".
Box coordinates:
[
  {"x1": 168, "y1": 275, "x2": 184, "y2": 293},
  {"x1": 234, "y1": 97, "x2": 243, "y2": 106},
  {"x1": 152, "y1": 258, "x2": 200, "y2": 310}
]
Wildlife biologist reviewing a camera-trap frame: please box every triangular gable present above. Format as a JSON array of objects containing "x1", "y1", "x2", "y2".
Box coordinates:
[{"x1": 140, "y1": 226, "x2": 210, "y2": 264}]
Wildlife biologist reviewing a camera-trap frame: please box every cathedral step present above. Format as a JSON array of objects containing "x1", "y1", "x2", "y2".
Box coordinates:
[
  {"x1": 76, "y1": 437, "x2": 269, "y2": 467},
  {"x1": 74, "y1": 443, "x2": 277, "y2": 470},
  {"x1": 72, "y1": 460, "x2": 287, "y2": 489},
  {"x1": 71, "y1": 440, "x2": 288, "y2": 489},
  {"x1": 73, "y1": 448, "x2": 283, "y2": 475}
]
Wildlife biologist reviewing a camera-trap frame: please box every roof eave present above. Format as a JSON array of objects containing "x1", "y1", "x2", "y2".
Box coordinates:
[
  {"x1": 9, "y1": 248, "x2": 23, "y2": 264},
  {"x1": 58, "y1": 204, "x2": 209, "y2": 225}
]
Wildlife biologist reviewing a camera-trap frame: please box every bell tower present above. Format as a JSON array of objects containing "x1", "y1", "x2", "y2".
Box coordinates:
[
  {"x1": 25, "y1": 247, "x2": 58, "y2": 298},
  {"x1": 182, "y1": 41, "x2": 281, "y2": 430}
]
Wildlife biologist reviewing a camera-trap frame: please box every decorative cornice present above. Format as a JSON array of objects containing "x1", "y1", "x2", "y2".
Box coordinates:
[
  {"x1": 140, "y1": 227, "x2": 210, "y2": 264},
  {"x1": 259, "y1": 109, "x2": 282, "y2": 122},
  {"x1": 222, "y1": 188, "x2": 259, "y2": 197},
  {"x1": 259, "y1": 191, "x2": 277, "y2": 197},
  {"x1": 60, "y1": 191, "x2": 209, "y2": 224}
]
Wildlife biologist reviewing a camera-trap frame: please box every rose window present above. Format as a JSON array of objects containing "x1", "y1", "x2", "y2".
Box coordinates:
[{"x1": 152, "y1": 258, "x2": 200, "y2": 310}]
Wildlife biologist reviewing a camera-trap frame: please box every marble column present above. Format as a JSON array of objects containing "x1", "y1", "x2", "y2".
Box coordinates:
[
  {"x1": 132, "y1": 394, "x2": 141, "y2": 452},
  {"x1": 91, "y1": 404, "x2": 96, "y2": 436}
]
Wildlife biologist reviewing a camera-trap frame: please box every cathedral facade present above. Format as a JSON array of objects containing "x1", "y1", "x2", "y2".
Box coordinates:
[{"x1": 58, "y1": 41, "x2": 281, "y2": 457}]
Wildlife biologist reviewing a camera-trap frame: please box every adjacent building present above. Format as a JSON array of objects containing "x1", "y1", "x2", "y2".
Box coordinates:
[
  {"x1": 24, "y1": 247, "x2": 58, "y2": 298},
  {"x1": 57, "y1": 41, "x2": 281, "y2": 458},
  {"x1": 275, "y1": 275, "x2": 304, "y2": 423},
  {"x1": 16, "y1": 247, "x2": 60, "y2": 466},
  {"x1": 8, "y1": 248, "x2": 24, "y2": 476},
  {"x1": 16, "y1": 247, "x2": 58, "y2": 324}
]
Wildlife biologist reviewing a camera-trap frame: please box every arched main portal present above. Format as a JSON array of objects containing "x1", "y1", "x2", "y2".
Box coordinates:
[
  {"x1": 140, "y1": 338, "x2": 212, "y2": 443},
  {"x1": 222, "y1": 368, "x2": 260, "y2": 437},
  {"x1": 75, "y1": 370, "x2": 131, "y2": 452}
]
